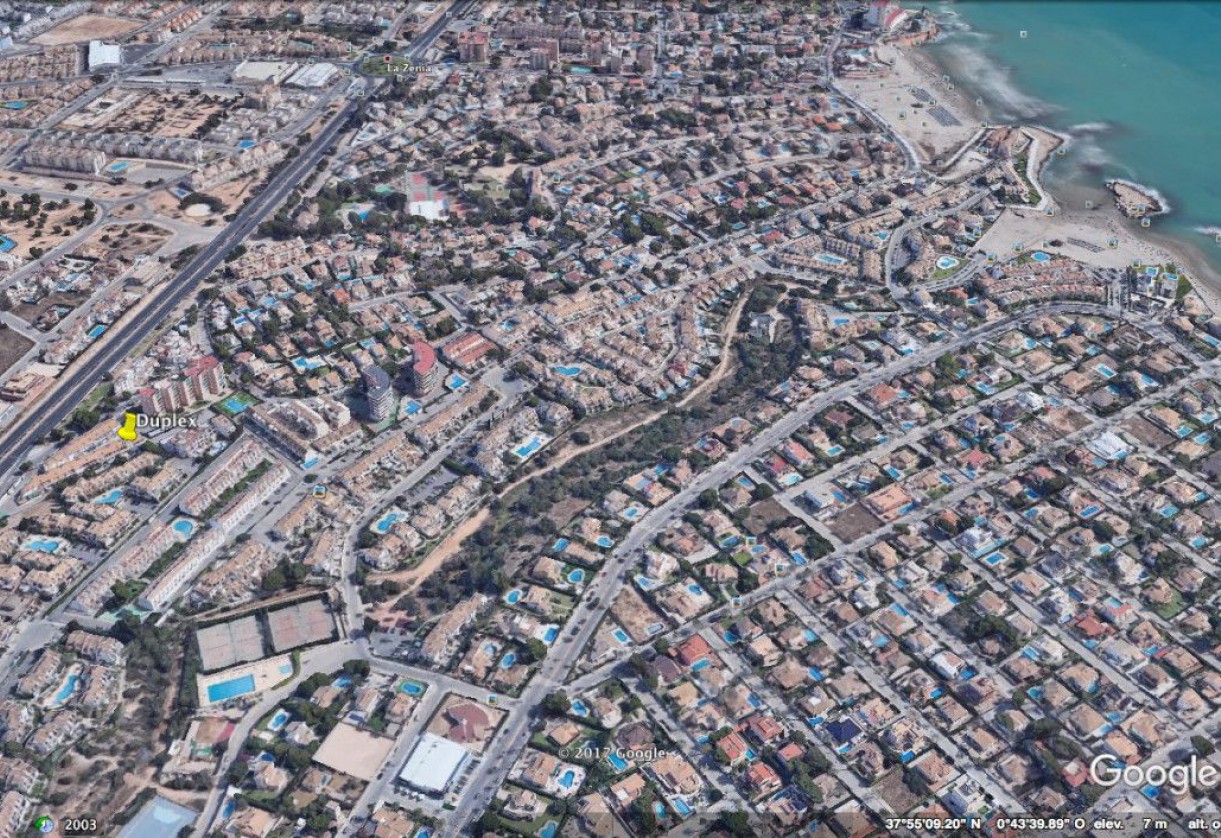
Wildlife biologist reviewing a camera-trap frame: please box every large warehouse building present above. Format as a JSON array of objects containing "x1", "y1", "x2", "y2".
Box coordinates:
[{"x1": 397, "y1": 733, "x2": 469, "y2": 795}]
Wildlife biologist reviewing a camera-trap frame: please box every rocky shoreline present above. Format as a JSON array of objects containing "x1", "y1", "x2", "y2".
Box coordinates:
[{"x1": 1106, "y1": 178, "x2": 1169, "y2": 219}]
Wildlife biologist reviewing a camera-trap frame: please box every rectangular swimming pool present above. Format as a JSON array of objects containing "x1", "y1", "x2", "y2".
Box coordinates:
[{"x1": 207, "y1": 674, "x2": 255, "y2": 703}]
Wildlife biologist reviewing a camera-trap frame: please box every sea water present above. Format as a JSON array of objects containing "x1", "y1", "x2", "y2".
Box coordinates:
[{"x1": 920, "y1": 0, "x2": 1221, "y2": 275}]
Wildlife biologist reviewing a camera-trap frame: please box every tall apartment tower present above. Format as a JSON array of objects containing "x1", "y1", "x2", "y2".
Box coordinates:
[
  {"x1": 363, "y1": 364, "x2": 394, "y2": 422},
  {"x1": 409, "y1": 340, "x2": 439, "y2": 398}
]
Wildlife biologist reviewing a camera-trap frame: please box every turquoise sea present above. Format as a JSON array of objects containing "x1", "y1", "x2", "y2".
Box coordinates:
[{"x1": 920, "y1": 0, "x2": 1221, "y2": 277}]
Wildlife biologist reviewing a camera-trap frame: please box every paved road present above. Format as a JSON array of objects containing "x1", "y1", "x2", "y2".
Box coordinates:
[
  {"x1": 0, "y1": 0, "x2": 482, "y2": 488},
  {"x1": 404, "y1": 0, "x2": 479, "y2": 63},
  {"x1": 0, "y1": 99, "x2": 358, "y2": 484},
  {"x1": 441, "y1": 300, "x2": 1113, "y2": 835},
  {"x1": 190, "y1": 641, "x2": 361, "y2": 838}
]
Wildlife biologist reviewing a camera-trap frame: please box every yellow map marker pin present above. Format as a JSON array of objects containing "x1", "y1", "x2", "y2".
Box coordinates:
[{"x1": 116, "y1": 412, "x2": 139, "y2": 442}]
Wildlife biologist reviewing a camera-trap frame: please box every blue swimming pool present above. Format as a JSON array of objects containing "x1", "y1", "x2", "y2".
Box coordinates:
[
  {"x1": 499, "y1": 652, "x2": 517, "y2": 669},
  {"x1": 567, "y1": 568, "x2": 585, "y2": 584},
  {"x1": 543, "y1": 626, "x2": 559, "y2": 643},
  {"x1": 612, "y1": 628, "x2": 630, "y2": 644},
  {"x1": 290, "y1": 356, "x2": 324, "y2": 372},
  {"x1": 557, "y1": 769, "x2": 577, "y2": 789},
  {"x1": 505, "y1": 589, "x2": 522, "y2": 605},
  {"x1": 1031, "y1": 251, "x2": 1051, "y2": 263},
  {"x1": 222, "y1": 395, "x2": 252, "y2": 414},
  {"x1": 172, "y1": 518, "x2": 196, "y2": 538},
  {"x1": 399, "y1": 680, "x2": 425, "y2": 696},
  {"x1": 516, "y1": 437, "x2": 544, "y2": 458},
  {"x1": 117, "y1": 797, "x2": 197, "y2": 838},
  {"x1": 207, "y1": 674, "x2": 255, "y2": 703},
  {"x1": 95, "y1": 488, "x2": 124, "y2": 504},
  {"x1": 25, "y1": 538, "x2": 60, "y2": 553},
  {"x1": 49, "y1": 673, "x2": 80, "y2": 708},
  {"x1": 552, "y1": 538, "x2": 570, "y2": 552},
  {"x1": 374, "y1": 510, "x2": 406, "y2": 534},
  {"x1": 607, "y1": 752, "x2": 629, "y2": 771},
  {"x1": 268, "y1": 709, "x2": 290, "y2": 731},
  {"x1": 552, "y1": 364, "x2": 582, "y2": 377}
]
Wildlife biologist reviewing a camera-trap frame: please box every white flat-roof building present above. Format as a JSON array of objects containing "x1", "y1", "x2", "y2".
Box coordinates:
[
  {"x1": 397, "y1": 733, "x2": 469, "y2": 795},
  {"x1": 232, "y1": 60, "x2": 298, "y2": 85},
  {"x1": 408, "y1": 199, "x2": 448, "y2": 221},
  {"x1": 286, "y1": 62, "x2": 339, "y2": 89},
  {"x1": 88, "y1": 41, "x2": 122, "y2": 70},
  {"x1": 1086, "y1": 430, "x2": 1129, "y2": 462}
]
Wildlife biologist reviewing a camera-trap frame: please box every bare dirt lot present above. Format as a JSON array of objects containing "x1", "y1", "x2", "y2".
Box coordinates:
[
  {"x1": 0, "y1": 328, "x2": 34, "y2": 375},
  {"x1": 744, "y1": 497, "x2": 794, "y2": 534},
  {"x1": 1120, "y1": 414, "x2": 1176, "y2": 450},
  {"x1": 148, "y1": 171, "x2": 259, "y2": 223},
  {"x1": 827, "y1": 502, "x2": 884, "y2": 543},
  {"x1": 13, "y1": 290, "x2": 90, "y2": 331},
  {"x1": 0, "y1": 197, "x2": 97, "y2": 260},
  {"x1": 0, "y1": 170, "x2": 146, "y2": 202},
  {"x1": 63, "y1": 89, "x2": 239, "y2": 139},
  {"x1": 32, "y1": 14, "x2": 142, "y2": 45},
  {"x1": 876, "y1": 769, "x2": 924, "y2": 813},
  {"x1": 75, "y1": 222, "x2": 172, "y2": 262}
]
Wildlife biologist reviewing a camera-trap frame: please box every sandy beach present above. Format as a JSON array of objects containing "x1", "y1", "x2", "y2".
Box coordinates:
[
  {"x1": 855, "y1": 41, "x2": 1221, "y2": 313},
  {"x1": 845, "y1": 44, "x2": 983, "y2": 166}
]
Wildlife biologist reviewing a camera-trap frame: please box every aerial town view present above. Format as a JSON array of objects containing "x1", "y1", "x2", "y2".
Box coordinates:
[{"x1": 0, "y1": 1, "x2": 1220, "y2": 837}]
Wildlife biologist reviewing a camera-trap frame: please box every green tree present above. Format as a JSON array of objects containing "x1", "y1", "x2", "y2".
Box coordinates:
[{"x1": 541, "y1": 692, "x2": 570, "y2": 716}]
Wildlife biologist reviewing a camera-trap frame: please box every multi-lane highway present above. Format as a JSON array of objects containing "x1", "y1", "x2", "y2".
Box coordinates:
[
  {"x1": 0, "y1": 98, "x2": 357, "y2": 485},
  {"x1": 0, "y1": 0, "x2": 477, "y2": 490},
  {"x1": 405, "y1": 0, "x2": 480, "y2": 63}
]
